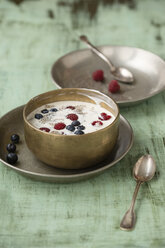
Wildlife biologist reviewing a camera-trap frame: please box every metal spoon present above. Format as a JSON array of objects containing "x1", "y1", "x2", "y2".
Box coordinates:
[
  {"x1": 80, "y1": 35, "x2": 134, "y2": 84},
  {"x1": 120, "y1": 154, "x2": 156, "y2": 231}
]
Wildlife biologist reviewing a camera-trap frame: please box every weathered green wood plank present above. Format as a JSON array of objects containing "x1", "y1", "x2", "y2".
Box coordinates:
[{"x1": 0, "y1": 0, "x2": 165, "y2": 247}]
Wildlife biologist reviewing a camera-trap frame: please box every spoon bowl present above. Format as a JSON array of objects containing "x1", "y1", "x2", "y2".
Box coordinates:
[
  {"x1": 80, "y1": 35, "x2": 134, "y2": 84},
  {"x1": 112, "y1": 67, "x2": 133, "y2": 83},
  {"x1": 133, "y1": 154, "x2": 156, "y2": 182}
]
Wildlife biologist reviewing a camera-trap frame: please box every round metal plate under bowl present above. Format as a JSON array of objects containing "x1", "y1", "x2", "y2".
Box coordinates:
[
  {"x1": 51, "y1": 46, "x2": 165, "y2": 107},
  {"x1": 0, "y1": 105, "x2": 133, "y2": 183}
]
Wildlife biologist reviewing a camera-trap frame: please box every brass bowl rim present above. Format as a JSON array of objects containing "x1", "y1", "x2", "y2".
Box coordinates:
[{"x1": 23, "y1": 88, "x2": 119, "y2": 137}]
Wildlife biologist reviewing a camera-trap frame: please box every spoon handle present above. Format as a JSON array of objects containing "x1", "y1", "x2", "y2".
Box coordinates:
[
  {"x1": 80, "y1": 35, "x2": 116, "y2": 72},
  {"x1": 120, "y1": 180, "x2": 142, "y2": 231}
]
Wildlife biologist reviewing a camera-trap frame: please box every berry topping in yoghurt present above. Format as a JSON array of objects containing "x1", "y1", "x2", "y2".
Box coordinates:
[{"x1": 27, "y1": 101, "x2": 115, "y2": 136}]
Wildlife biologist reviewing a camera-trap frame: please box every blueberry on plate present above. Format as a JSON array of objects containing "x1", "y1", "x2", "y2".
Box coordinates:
[
  {"x1": 66, "y1": 125, "x2": 75, "y2": 132},
  {"x1": 77, "y1": 125, "x2": 85, "y2": 131},
  {"x1": 7, "y1": 143, "x2": 16, "y2": 153},
  {"x1": 35, "y1": 113, "x2": 43, "y2": 119},
  {"x1": 11, "y1": 134, "x2": 20, "y2": 144},
  {"x1": 6, "y1": 153, "x2": 18, "y2": 165},
  {"x1": 41, "y1": 109, "x2": 49, "y2": 114},
  {"x1": 50, "y1": 108, "x2": 58, "y2": 112},
  {"x1": 74, "y1": 130, "x2": 84, "y2": 135},
  {"x1": 72, "y1": 120, "x2": 80, "y2": 126}
]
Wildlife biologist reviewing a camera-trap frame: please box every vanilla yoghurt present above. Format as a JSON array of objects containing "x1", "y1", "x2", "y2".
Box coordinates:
[{"x1": 27, "y1": 101, "x2": 115, "y2": 135}]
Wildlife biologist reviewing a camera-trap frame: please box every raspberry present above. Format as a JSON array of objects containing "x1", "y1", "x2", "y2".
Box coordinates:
[
  {"x1": 66, "y1": 106, "x2": 75, "y2": 110},
  {"x1": 54, "y1": 122, "x2": 66, "y2": 130},
  {"x1": 108, "y1": 80, "x2": 120, "y2": 93},
  {"x1": 39, "y1": 127, "x2": 50, "y2": 133},
  {"x1": 66, "y1": 114, "x2": 78, "y2": 121},
  {"x1": 92, "y1": 121, "x2": 103, "y2": 126},
  {"x1": 99, "y1": 112, "x2": 112, "y2": 121},
  {"x1": 92, "y1": 70, "x2": 104, "y2": 81}
]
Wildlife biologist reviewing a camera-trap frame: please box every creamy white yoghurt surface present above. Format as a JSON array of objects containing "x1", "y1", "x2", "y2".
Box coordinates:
[{"x1": 27, "y1": 101, "x2": 115, "y2": 135}]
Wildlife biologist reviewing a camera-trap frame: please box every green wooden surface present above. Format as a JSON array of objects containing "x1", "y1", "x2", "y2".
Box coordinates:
[{"x1": 0, "y1": 0, "x2": 165, "y2": 247}]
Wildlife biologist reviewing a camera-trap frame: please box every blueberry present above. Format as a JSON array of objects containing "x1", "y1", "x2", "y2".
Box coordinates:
[
  {"x1": 50, "y1": 108, "x2": 58, "y2": 112},
  {"x1": 66, "y1": 125, "x2": 75, "y2": 132},
  {"x1": 74, "y1": 130, "x2": 84, "y2": 135},
  {"x1": 6, "y1": 153, "x2": 18, "y2": 165},
  {"x1": 77, "y1": 125, "x2": 85, "y2": 131},
  {"x1": 11, "y1": 134, "x2": 20, "y2": 144},
  {"x1": 35, "y1": 113, "x2": 43, "y2": 119},
  {"x1": 7, "y1": 143, "x2": 16, "y2": 152},
  {"x1": 41, "y1": 109, "x2": 49, "y2": 114},
  {"x1": 72, "y1": 120, "x2": 80, "y2": 126}
]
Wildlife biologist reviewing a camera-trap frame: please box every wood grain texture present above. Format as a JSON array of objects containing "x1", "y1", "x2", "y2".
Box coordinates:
[{"x1": 0, "y1": 0, "x2": 165, "y2": 247}]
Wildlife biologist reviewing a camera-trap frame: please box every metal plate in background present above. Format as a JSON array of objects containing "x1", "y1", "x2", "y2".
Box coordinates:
[
  {"x1": 51, "y1": 46, "x2": 165, "y2": 107},
  {"x1": 0, "y1": 105, "x2": 133, "y2": 183}
]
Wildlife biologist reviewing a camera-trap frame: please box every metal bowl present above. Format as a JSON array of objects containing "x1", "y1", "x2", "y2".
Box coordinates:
[
  {"x1": 51, "y1": 46, "x2": 165, "y2": 106},
  {"x1": 23, "y1": 88, "x2": 119, "y2": 169}
]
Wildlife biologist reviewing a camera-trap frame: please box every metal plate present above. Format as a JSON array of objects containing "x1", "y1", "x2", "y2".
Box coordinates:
[
  {"x1": 0, "y1": 105, "x2": 133, "y2": 183},
  {"x1": 51, "y1": 46, "x2": 165, "y2": 107}
]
